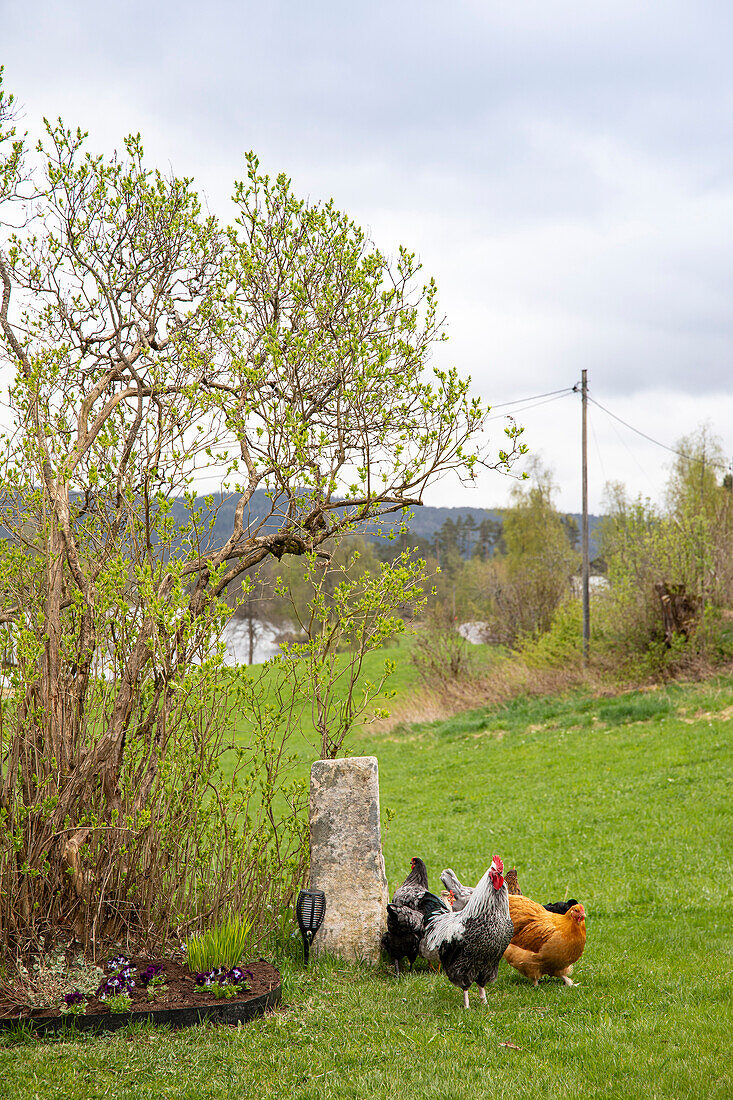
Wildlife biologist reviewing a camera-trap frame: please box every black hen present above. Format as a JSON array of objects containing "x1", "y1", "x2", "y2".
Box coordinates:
[
  {"x1": 381, "y1": 856, "x2": 429, "y2": 976},
  {"x1": 542, "y1": 898, "x2": 580, "y2": 914}
]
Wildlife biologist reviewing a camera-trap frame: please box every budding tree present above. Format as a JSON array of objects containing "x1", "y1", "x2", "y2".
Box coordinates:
[{"x1": 0, "y1": 80, "x2": 525, "y2": 949}]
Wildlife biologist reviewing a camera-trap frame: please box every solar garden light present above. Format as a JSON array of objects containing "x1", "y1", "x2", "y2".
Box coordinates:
[{"x1": 296, "y1": 889, "x2": 326, "y2": 966}]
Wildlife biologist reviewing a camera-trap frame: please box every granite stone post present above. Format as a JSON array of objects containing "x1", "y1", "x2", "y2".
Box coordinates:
[{"x1": 309, "y1": 755, "x2": 388, "y2": 964}]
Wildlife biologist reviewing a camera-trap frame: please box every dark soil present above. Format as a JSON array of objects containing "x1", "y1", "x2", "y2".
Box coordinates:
[{"x1": 0, "y1": 957, "x2": 280, "y2": 1021}]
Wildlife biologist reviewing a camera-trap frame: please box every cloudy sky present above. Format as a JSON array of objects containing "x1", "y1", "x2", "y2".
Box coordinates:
[{"x1": 3, "y1": 0, "x2": 732, "y2": 512}]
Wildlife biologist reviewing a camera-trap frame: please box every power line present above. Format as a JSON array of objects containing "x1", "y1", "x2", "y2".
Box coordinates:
[
  {"x1": 486, "y1": 389, "x2": 575, "y2": 422},
  {"x1": 488, "y1": 386, "x2": 575, "y2": 410},
  {"x1": 587, "y1": 395, "x2": 731, "y2": 473}
]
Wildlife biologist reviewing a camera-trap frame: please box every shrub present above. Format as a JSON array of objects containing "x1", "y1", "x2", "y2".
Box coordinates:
[
  {"x1": 517, "y1": 599, "x2": 584, "y2": 670},
  {"x1": 411, "y1": 604, "x2": 475, "y2": 690}
]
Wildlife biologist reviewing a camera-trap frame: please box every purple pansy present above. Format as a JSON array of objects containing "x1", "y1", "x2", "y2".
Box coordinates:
[
  {"x1": 194, "y1": 966, "x2": 250, "y2": 989},
  {"x1": 228, "y1": 967, "x2": 251, "y2": 984},
  {"x1": 139, "y1": 964, "x2": 164, "y2": 987},
  {"x1": 96, "y1": 961, "x2": 137, "y2": 999},
  {"x1": 106, "y1": 955, "x2": 130, "y2": 971}
]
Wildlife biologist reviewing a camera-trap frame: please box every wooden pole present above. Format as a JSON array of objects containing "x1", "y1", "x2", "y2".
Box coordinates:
[{"x1": 581, "y1": 369, "x2": 590, "y2": 662}]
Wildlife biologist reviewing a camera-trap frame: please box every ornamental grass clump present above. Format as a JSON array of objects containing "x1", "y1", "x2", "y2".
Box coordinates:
[{"x1": 185, "y1": 916, "x2": 253, "y2": 974}]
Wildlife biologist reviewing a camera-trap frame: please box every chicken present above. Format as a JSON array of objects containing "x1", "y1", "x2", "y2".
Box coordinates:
[
  {"x1": 392, "y1": 856, "x2": 430, "y2": 909},
  {"x1": 381, "y1": 857, "x2": 430, "y2": 976},
  {"x1": 382, "y1": 904, "x2": 423, "y2": 976},
  {"x1": 505, "y1": 868, "x2": 522, "y2": 896},
  {"x1": 443, "y1": 866, "x2": 575, "y2": 913},
  {"x1": 504, "y1": 894, "x2": 586, "y2": 986},
  {"x1": 542, "y1": 898, "x2": 580, "y2": 915},
  {"x1": 419, "y1": 855, "x2": 514, "y2": 1009},
  {"x1": 439, "y1": 868, "x2": 472, "y2": 912}
]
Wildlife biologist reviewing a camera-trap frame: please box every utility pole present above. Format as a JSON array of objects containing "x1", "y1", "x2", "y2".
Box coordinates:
[{"x1": 581, "y1": 369, "x2": 590, "y2": 662}]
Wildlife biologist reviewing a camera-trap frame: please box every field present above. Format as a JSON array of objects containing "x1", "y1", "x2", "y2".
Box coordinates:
[{"x1": 1, "y1": 664, "x2": 732, "y2": 1099}]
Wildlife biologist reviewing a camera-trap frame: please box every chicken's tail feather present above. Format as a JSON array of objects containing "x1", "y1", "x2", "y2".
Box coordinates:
[
  {"x1": 418, "y1": 890, "x2": 450, "y2": 926},
  {"x1": 440, "y1": 869, "x2": 460, "y2": 894}
]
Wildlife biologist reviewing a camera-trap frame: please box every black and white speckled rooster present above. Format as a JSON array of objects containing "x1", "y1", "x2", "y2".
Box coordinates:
[
  {"x1": 419, "y1": 855, "x2": 514, "y2": 1008},
  {"x1": 381, "y1": 856, "x2": 430, "y2": 977}
]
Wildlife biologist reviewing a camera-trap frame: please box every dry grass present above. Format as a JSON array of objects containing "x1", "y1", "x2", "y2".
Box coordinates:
[
  {"x1": 365, "y1": 654, "x2": 616, "y2": 738},
  {"x1": 363, "y1": 691, "x2": 452, "y2": 734}
]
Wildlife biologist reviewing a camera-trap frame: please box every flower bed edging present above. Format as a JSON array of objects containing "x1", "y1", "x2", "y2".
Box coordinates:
[{"x1": 0, "y1": 981, "x2": 282, "y2": 1038}]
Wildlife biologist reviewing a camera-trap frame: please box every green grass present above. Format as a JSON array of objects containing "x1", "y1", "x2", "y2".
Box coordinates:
[
  {"x1": 2, "y1": 669, "x2": 732, "y2": 1099},
  {"x1": 221, "y1": 638, "x2": 422, "y2": 777}
]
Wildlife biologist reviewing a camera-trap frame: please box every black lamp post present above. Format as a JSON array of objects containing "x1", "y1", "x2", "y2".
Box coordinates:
[{"x1": 296, "y1": 889, "x2": 326, "y2": 966}]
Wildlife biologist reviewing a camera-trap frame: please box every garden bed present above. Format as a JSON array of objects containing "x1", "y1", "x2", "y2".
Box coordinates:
[{"x1": 0, "y1": 957, "x2": 281, "y2": 1037}]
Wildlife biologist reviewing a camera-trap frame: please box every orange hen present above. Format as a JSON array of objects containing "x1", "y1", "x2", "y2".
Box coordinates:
[
  {"x1": 505, "y1": 868, "x2": 522, "y2": 896},
  {"x1": 504, "y1": 894, "x2": 586, "y2": 986}
]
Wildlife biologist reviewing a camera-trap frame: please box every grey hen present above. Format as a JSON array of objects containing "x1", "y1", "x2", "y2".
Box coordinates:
[
  {"x1": 381, "y1": 857, "x2": 429, "y2": 976},
  {"x1": 440, "y1": 867, "x2": 473, "y2": 912},
  {"x1": 420, "y1": 855, "x2": 514, "y2": 1008}
]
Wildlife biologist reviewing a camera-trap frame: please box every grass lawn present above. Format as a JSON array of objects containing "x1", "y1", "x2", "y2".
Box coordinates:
[
  {"x1": 225, "y1": 635, "x2": 425, "y2": 762},
  {"x1": 1, "y1": 669, "x2": 732, "y2": 1099}
]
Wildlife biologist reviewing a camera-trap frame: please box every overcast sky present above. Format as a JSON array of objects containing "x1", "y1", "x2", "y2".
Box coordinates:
[{"x1": 3, "y1": 0, "x2": 732, "y2": 512}]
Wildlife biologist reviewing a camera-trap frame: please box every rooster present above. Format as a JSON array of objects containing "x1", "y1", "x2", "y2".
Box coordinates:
[
  {"x1": 381, "y1": 857, "x2": 430, "y2": 976},
  {"x1": 419, "y1": 855, "x2": 514, "y2": 1009},
  {"x1": 505, "y1": 894, "x2": 587, "y2": 986}
]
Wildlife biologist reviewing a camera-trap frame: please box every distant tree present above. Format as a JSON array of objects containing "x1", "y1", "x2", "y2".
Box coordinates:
[
  {"x1": 229, "y1": 558, "x2": 281, "y2": 664},
  {"x1": 487, "y1": 460, "x2": 579, "y2": 641},
  {"x1": 561, "y1": 514, "x2": 580, "y2": 551},
  {"x1": 665, "y1": 423, "x2": 726, "y2": 524},
  {"x1": 461, "y1": 514, "x2": 477, "y2": 556},
  {"x1": 473, "y1": 515, "x2": 504, "y2": 560}
]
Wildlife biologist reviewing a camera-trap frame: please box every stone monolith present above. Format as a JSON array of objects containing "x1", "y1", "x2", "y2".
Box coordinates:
[{"x1": 309, "y1": 755, "x2": 388, "y2": 964}]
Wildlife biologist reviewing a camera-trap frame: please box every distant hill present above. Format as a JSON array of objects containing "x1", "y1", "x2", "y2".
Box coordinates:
[
  {"x1": 393, "y1": 505, "x2": 502, "y2": 540},
  {"x1": 2, "y1": 490, "x2": 603, "y2": 562},
  {"x1": 169, "y1": 495, "x2": 603, "y2": 561},
  {"x1": 362, "y1": 503, "x2": 603, "y2": 561}
]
